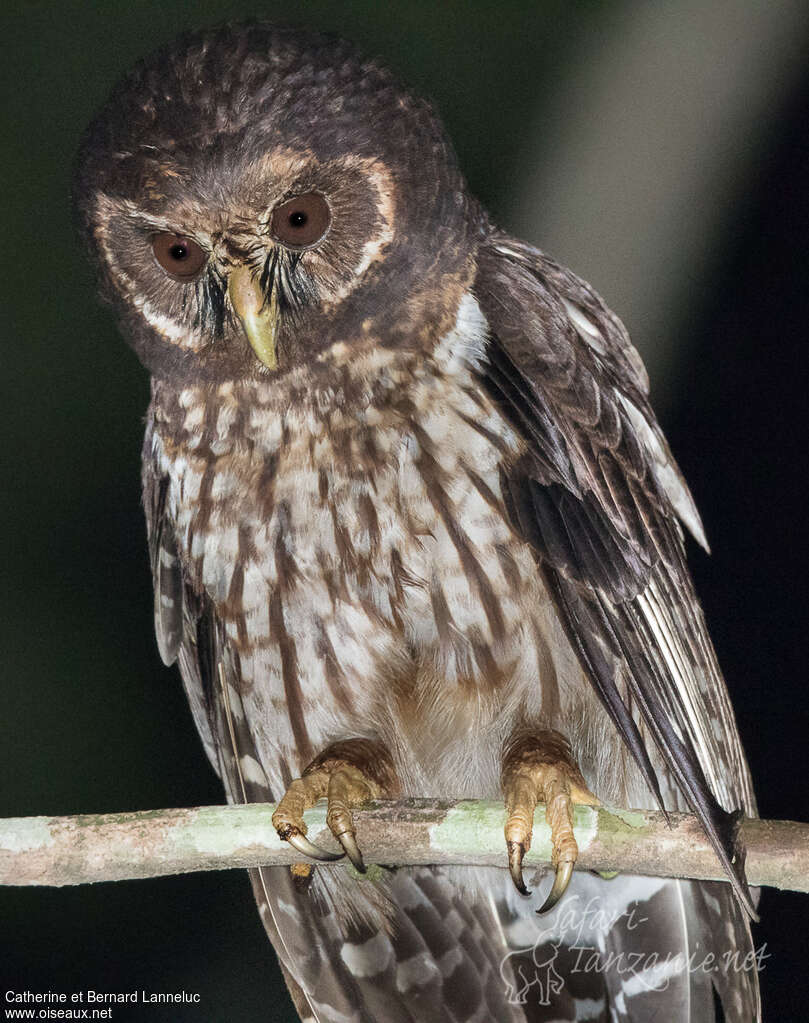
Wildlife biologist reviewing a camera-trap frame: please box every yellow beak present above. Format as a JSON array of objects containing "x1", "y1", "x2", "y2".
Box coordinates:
[{"x1": 227, "y1": 265, "x2": 278, "y2": 370}]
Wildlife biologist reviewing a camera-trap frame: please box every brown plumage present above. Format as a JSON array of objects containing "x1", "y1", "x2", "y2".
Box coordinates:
[{"x1": 76, "y1": 22, "x2": 760, "y2": 1022}]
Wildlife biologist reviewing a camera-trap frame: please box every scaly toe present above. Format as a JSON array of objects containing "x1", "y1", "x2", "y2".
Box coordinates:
[
  {"x1": 501, "y1": 730, "x2": 600, "y2": 908},
  {"x1": 273, "y1": 740, "x2": 398, "y2": 872},
  {"x1": 272, "y1": 773, "x2": 344, "y2": 862},
  {"x1": 325, "y1": 763, "x2": 381, "y2": 873}
]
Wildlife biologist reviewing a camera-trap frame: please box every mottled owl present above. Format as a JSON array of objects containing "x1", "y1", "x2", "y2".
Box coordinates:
[{"x1": 75, "y1": 22, "x2": 760, "y2": 1022}]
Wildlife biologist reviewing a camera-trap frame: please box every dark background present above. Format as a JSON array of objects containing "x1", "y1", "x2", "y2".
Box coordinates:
[{"x1": 2, "y1": 2, "x2": 807, "y2": 1020}]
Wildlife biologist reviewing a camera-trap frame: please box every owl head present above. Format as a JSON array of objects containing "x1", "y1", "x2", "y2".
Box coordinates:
[{"x1": 75, "y1": 23, "x2": 484, "y2": 385}]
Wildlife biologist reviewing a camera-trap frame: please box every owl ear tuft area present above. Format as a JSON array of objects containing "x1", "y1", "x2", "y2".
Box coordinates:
[{"x1": 85, "y1": 191, "x2": 145, "y2": 277}]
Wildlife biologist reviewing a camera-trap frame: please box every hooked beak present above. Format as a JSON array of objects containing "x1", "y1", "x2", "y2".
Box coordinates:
[{"x1": 227, "y1": 265, "x2": 279, "y2": 370}]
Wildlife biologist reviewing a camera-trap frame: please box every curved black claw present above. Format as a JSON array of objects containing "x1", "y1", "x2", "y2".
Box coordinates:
[
  {"x1": 508, "y1": 840, "x2": 531, "y2": 896},
  {"x1": 335, "y1": 829, "x2": 366, "y2": 873},
  {"x1": 536, "y1": 859, "x2": 574, "y2": 915},
  {"x1": 284, "y1": 829, "x2": 345, "y2": 863}
]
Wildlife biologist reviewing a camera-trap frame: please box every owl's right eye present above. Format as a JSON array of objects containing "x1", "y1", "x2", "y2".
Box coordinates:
[{"x1": 152, "y1": 233, "x2": 208, "y2": 281}]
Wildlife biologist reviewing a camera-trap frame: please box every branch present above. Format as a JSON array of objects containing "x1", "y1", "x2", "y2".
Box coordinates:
[{"x1": 1, "y1": 800, "x2": 806, "y2": 892}]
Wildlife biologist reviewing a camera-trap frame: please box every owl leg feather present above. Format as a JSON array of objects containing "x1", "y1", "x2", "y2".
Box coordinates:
[
  {"x1": 502, "y1": 730, "x2": 599, "y2": 913},
  {"x1": 272, "y1": 738, "x2": 399, "y2": 872}
]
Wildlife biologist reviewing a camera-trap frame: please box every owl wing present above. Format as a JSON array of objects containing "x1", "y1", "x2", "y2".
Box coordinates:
[
  {"x1": 473, "y1": 234, "x2": 757, "y2": 916},
  {"x1": 142, "y1": 455, "x2": 222, "y2": 775}
]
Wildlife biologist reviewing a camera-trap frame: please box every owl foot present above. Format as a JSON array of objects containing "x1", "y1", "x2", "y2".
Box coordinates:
[
  {"x1": 501, "y1": 730, "x2": 599, "y2": 913},
  {"x1": 272, "y1": 738, "x2": 398, "y2": 872}
]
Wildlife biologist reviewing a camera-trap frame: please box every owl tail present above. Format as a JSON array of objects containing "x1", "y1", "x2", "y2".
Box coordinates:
[
  {"x1": 249, "y1": 865, "x2": 760, "y2": 1023},
  {"x1": 249, "y1": 863, "x2": 530, "y2": 1023},
  {"x1": 496, "y1": 870, "x2": 760, "y2": 1023}
]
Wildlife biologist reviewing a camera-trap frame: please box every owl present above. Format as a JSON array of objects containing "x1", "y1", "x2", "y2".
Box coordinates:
[{"x1": 75, "y1": 22, "x2": 760, "y2": 1022}]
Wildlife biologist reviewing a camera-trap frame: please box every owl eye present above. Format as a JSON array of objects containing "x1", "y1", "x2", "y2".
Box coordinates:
[
  {"x1": 271, "y1": 193, "x2": 331, "y2": 249},
  {"x1": 151, "y1": 233, "x2": 208, "y2": 281}
]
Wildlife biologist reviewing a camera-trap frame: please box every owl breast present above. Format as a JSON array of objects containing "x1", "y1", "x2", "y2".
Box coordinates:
[{"x1": 148, "y1": 295, "x2": 630, "y2": 803}]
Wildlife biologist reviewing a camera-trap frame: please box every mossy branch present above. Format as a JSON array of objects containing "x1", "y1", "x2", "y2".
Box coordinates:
[{"x1": 0, "y1": 800, "x2": 806, "y2": 892}]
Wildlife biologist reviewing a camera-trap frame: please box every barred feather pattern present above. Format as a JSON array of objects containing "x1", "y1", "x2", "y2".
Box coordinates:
[{"x1": 143, "y1": 258, "x2": 760, "y2": 1021}]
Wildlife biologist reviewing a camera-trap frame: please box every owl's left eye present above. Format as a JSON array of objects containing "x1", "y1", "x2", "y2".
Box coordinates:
[
  {"x1": 271, "y1": 193, "x2": 331, "y2": 249},
  {"x1": 152, "y1": 233, "x2": 208, "y2": 281}
]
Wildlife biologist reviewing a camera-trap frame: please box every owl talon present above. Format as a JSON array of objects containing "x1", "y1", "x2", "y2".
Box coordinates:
[
  {"x1": 335, "y1": 829, "x2": 367, "y2": 873},
  {"x1": 272, "y1": 739, "x2": 398, "y2": 872},
  {"x1": 537, "y1": 859, "x2": 574, "y2": 914},
  {"x1": 507, "y1": 840, "x2": 531, "y2": 896},
  {"x1": 284, "y1": 829, "x2": 346, "y2": 863},
  {"x1": 501, "y1": 730, "x2": 599, "y2": 908}
]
